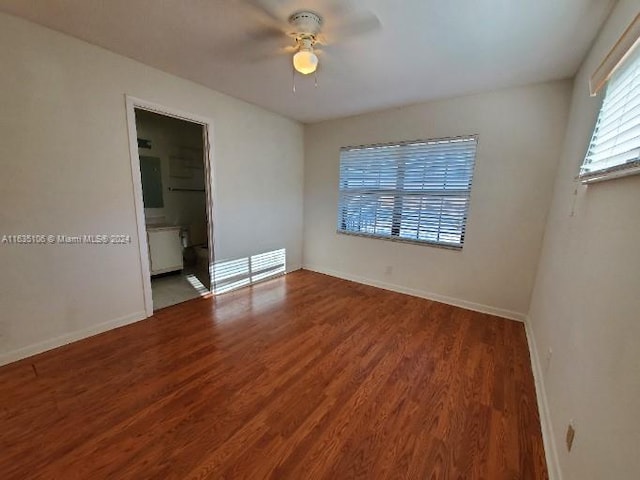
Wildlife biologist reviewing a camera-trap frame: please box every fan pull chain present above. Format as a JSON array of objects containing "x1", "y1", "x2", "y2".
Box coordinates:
[
  {"x1": 292, "y1": 67, "x2": 296, "y2": 93},
  {"x1": 314, "y1": 72, "x2": 318, "y2": 88}
]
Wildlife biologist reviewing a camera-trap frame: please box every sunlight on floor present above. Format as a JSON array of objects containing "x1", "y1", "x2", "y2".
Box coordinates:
[
  {"x1": 185, "y1": 273, "x2": 209, "y2": 295},
  {"x1": 151, "y1": 267, "x2": 210, "y2": 310},
  {"x1": 212, "y1": 248, "x2": 286, "y2": 294}
]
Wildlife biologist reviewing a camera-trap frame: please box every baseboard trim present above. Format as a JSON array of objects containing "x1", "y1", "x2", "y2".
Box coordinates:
[
  {"x1": 525, "y1": 318, "x2": 562, "y2": 480},
  {"x1": 286, "y1": 264, "x2": 302, "y2": 274},
  {"x1": 0, "y1": 311, "x2": 147, "y2": 367},
  {"x1": 303, "y1": 264, "x2": 526, "y2": 322}
]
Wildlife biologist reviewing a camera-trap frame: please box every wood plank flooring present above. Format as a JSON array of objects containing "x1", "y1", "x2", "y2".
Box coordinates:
[{"x1": 0, "y1": 270, "x2": 547, "y2": 479}]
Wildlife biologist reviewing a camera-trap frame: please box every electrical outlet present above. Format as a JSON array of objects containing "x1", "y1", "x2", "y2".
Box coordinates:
[
  {"x1": 384, "y1": 265, "x2": 393, "y2": 276},
  {"x1": 566, "y1": 422, "x2": 575, "y2": 452}
]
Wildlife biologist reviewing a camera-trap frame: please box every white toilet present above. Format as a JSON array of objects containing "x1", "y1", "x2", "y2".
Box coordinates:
[{"x1": 181, "y1": 222, "x2": 209, "y2": 268}]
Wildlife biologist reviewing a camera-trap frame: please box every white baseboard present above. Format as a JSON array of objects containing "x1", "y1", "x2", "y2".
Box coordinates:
[
  {"x1": 0, "y1": 311, "x2": 147, "y2": 367},
  {"x1": 303, "y1": 264, "x2": 557, "y2": 476},
  {"x1": 525, "y1": 318, "x2": 562, "y2": 480},
  {"x1": 303, "y1": 264, "x2": 526, "y2": 322},
  {"x1": 286, "y1": 264, "x2": 302, "y2": 273}
]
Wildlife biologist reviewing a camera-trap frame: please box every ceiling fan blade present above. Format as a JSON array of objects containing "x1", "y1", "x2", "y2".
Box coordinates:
[
  {"x1": 323, "y1": 12, "x2": 381, "y2": 42},
  {"x1": 315, "y1": 33, "x2": 329, "y2": 46},
  {"x1": 233, "y1": 0, "x2": 290, "y2": 27},
  {"x1": 247, "y1": 24, "x2": 286, "y2": 42},
  {"x1": 212, "y1": 27, "x2": 291, "y2": 63}
]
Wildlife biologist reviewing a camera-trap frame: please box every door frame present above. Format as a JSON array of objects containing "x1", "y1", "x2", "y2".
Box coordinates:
[{"x1": 125, "y1": 95, "x2": 216, "y2": 317}]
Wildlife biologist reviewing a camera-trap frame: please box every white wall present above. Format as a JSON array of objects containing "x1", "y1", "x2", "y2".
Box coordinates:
[
  {"x1": 303, "y1": 81, "x2": 572, "y2": 319},
  {"x1": 527, "y1": 1, "x2": 640, "y2": 479},
  {"x1": 0, "y1": 12, "x2": 304, "y2": 364}
]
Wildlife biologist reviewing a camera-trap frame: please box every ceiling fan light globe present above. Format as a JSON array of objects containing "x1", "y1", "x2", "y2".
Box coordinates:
[{"x1": 293, "y1": 50, "x2": 318, "y2": 75}]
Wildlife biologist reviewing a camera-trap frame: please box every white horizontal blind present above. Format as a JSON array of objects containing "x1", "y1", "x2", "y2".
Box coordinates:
[
  {"x1": 337, "y1": 135, "x2": 477, "y2": 249},
  {"x1": 581, "y1": 43, "x2": 640, "y2": 182}
]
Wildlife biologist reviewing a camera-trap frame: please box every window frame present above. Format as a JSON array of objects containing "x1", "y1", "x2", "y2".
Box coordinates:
[
  {"x1": 336, "y1": 134, "x2": 478, "y2": 250},
  {"x1": 580, "y1": 19, "x2": 640, "y2": 184}
]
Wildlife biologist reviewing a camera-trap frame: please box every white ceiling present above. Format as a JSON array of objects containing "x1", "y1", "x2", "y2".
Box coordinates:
[{"x1": 0, "y1": 0, "x2": 615, "y2": 123}]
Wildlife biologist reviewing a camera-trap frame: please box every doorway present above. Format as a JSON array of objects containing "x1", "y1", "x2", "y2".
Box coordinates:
[{"x1": 125, "y1": 97, "x2": 215, "y2": 315}]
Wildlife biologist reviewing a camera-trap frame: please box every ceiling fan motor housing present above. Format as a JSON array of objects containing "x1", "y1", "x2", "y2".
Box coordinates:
[{"x1": 289, "y1": 11, "x2": 322, "y2": 38}]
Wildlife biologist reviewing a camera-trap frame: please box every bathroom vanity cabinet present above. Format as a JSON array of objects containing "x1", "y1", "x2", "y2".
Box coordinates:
[{"x1": 147, "y1": 225, "x2": 183, "y2": 275}]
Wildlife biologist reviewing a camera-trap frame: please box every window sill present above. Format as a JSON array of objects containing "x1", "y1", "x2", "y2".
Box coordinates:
[
  {"x1": 336, "y1": 230, "x2": 463, "y2": 251},
  {"x1": 579, "y1": 161, "x2": 640, "y2": 184}
]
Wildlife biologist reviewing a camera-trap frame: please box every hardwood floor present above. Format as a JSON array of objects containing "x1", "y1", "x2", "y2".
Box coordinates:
[{"x1": 0, "y1": 270, "x2": 547, "y2": 479}]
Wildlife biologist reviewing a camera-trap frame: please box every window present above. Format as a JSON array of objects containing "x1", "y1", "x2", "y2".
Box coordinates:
[
  {"x1": 337, "y1": 135, "x2": 477, "y2": 249},
  {"x1": 581, "y1": 41, "x2": 640, "y2": 183}
]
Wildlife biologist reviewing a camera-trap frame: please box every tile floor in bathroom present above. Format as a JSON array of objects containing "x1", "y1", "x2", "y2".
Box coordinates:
[{"x1": 151, "y1": 266, "x2": 211, "y2": 310}]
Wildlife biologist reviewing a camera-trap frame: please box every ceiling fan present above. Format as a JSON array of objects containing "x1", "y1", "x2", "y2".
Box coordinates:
[{"x1": 230, "y1": 0, "x2": 381, "y2": 76}]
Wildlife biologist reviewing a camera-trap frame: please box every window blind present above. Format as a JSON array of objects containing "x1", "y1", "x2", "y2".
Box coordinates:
[
  {"x1": 337, "y1": 135, "x2": 477, "y2": 249},
  {"x1": 581, "y1": 42, "x2": 640, "y2": 182}
]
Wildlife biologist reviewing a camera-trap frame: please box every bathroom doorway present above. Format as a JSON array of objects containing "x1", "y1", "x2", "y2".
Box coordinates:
[{"x1": 125, "y1": 97, "x2": 214, "y2": 315}]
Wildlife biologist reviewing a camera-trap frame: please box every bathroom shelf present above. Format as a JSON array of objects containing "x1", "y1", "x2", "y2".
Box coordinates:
[{"x1": 168, "y1": 187, "x2": 205, "y2": 192}]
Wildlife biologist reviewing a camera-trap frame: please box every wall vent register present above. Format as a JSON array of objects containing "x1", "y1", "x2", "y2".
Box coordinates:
[{"x1": 337, "y1": 135, "x2": 478, "y2": 249}]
